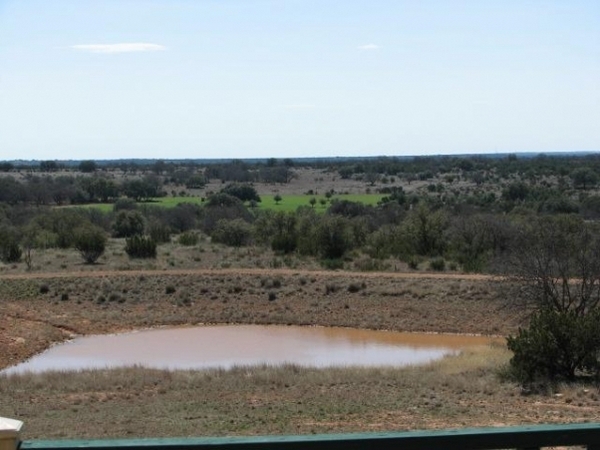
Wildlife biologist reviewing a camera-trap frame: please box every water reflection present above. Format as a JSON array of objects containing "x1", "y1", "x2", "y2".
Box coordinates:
[{"x1": 3, "y1": 325, "x2": 496, "y2": 374}]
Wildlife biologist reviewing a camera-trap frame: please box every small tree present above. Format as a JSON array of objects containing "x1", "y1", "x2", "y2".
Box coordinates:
[
  {"x1": 125, "y1": 235, "x2": 157, "y2": 258},
  {"x1": 507, "y1": 215, "x2": 600, "y2": 383},
  {"x1": 73, "y1": 225, "x2": 106, "y2": 264},
  {"x1": 507, "y1": 309, "x2": 600, "y2": 382},
  {"x1": 112, "y1": 210, "x2": 145, "y2": 238},
  {"x1": 510, "y1": 215, "x2": 600, "y2": 315},
  {"x1": 315, "y1": 215, "x2": 353, "y2": 260},
  {"x1": 274, "y1": 194, "x2": 282, "y2": 205},
  {"x1": 571, "y1": 167, "x2": 598, "y2": 190},
  {"x1": 220, "y1": 183, "x2": 261, "y2": 203},
  {"x1": 211, "y1": 219, "x2": 252, "y2": 247},
  {"x1": 78, "y1": 160, "x2": 97, "y2": 173},
  {"x1": 309, "y1": 197, "x2": 317, "y2": 208},
  {"x1": 0, "y1": 227, "x2": 22, "y2": 263}
]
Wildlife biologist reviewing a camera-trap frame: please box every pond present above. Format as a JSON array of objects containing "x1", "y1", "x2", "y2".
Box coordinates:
[{"x1": 3, "y1": 325, "x2": 497, "y2": 374}]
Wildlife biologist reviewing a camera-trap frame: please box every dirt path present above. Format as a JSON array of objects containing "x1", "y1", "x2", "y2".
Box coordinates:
[{"x1": 0, "y1": 267, "x2": 499, "y2": 281}]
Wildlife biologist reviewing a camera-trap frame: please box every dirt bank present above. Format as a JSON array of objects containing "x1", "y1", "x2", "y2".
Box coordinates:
[{"x1": 0, "y1": 269, "x2": 520, "y2": 370}]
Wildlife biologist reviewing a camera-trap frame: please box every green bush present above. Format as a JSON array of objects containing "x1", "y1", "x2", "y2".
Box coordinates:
[
  {"x1": 0, "y1": 226, "x2": 22, "y2": 263},
  {"x1": 125, "y1": 235, "x2": 157, "y2": 258},
  {"x1": 112, "y1": 210, "x2": 145, "y2": 238},
  {"x1": 320, "y1": 258, "x2": 344, "y2": 270},
  {"x1": 1, "y1": 240, "x2": 22, "y2": 263},
  {"x1": 429, "y1": 257, "x2": 445, "y2": 271},
  {"x1": 315, "y1": 215, "x2": 353, "y2": 260},
  {"x1": 73, "y1": 225, "x2": 107, "y2": 264},
  {"x1": 178, "y1": 231, "x2": 199, "y2": 246},
  {"x1": 507, "y1": 309, "x2": 600, "y2": 383},
  {"x1": 147, "y1": 220, "x2": 172, "y2": 244},
  {"x1": 211, "y1": 219, "x2": 252, "y2": 247},
  {"x1": 407, "y1": 257, "x2": 419, "y2": 270}
]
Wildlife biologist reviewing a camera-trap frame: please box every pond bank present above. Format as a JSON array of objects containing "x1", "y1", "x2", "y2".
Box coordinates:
[{"x1": 0, "y1": 270, "x2": 521, "y2": 370}]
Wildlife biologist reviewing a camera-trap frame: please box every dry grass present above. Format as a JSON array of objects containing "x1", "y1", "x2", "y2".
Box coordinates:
[
  {"x1": 0, "y1": 245, "x2": 546, "y2": 440},
  {"x1": 2, "y1": 345, "x2": 600, "y2": 439}
]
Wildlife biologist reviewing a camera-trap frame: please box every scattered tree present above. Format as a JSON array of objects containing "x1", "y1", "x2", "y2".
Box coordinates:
[{"x1": 73, "y1": 225, "x2": 106, "y2": 264}]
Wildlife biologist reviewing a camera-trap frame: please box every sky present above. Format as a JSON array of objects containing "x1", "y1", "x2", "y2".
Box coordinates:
[{"x1": 0, "y1": 0, "x2": 599, "y2": 160}]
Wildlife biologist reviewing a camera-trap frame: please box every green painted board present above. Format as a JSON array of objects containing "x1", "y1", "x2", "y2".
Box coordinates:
[{"x1": 21, "y1": 422, "x2": 600, "y2": 450}]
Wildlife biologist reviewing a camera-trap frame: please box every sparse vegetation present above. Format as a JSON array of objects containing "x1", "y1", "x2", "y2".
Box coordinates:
[{"x1": 2, "y1": 154, "x2": 600, "y2": 437}]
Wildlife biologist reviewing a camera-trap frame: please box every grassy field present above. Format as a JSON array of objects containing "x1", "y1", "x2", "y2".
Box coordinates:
[
  {"x1": 70, "y1": 193, "x2": 385, "y2": 213},
  {"x1": 255, "y1": 193, "x2": 385, "y2": 212}
]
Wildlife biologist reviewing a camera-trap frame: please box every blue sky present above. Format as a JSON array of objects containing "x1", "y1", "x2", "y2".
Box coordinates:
[{"x1": 0, "y1": 0, "x2": 598, "y2": 160}]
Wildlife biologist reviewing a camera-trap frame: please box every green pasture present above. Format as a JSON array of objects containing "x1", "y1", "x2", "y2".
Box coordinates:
[
  {"x1": 73, "y1": 194, "x2": 385, "y2": 213},
  {"x1": 256, "y1": 194, "x2": 384, "y2": 212},
  {"x1": 153, "y1": 194, "x2": 384, "y2": 212}
]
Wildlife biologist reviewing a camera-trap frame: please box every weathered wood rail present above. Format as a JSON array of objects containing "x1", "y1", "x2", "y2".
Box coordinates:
[{"x1": 13, "y1": 423, "x2": 600, "y2": 450}]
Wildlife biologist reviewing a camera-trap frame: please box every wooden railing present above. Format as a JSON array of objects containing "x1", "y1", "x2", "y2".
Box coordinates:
[{"x1": 14, "y1": 423, "x2": 600, "y2": 450}]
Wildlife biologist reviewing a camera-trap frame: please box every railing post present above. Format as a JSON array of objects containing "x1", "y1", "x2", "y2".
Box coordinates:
[{"x1": 0, "y1": 418, "x2": 23, "y2": 450}]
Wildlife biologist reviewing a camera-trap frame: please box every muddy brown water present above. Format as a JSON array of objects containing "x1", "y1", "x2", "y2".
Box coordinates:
[{"x1": 2, "y1": 325, "x2": 498, "y2": 374}]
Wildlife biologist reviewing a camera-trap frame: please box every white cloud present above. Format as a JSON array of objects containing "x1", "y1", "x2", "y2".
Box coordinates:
[
  {"x1": 71, "y1": 43, "x2": 166, "y2": 54},
  {"x1": 357, "y1": 44, "x2": 380, "y2": 51}
]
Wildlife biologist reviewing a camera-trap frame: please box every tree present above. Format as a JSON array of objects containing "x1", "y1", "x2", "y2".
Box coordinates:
[
  {"x1": 269, "y1": 212, "x2": 297, "y2": 254},
  {"x1": 403, "y1": 203, "x2": 447, "y2": 257},
  {"x1": 0, "y1": 162, "x2": 14, "y2": 172},
  {"x1": 510, "y1": 215, "x2": 600, "y2": 315},
  {"x1": 211, "y1": 219, "x2": 253, "y2": 247},
  {"x1": 39, "y1": 160, "x2": 59, "y2": 172},
  {"x1": 112, "y1": 210, "x2": 145, "y2": 238},
  {"x1": 220, "y1": 183, "x2": 261, "y2": 203},
  {"x1": 502, "y1": 182, "x2": 529, "y2": 202},
  {"x1": 507, "y1": 309, "x2": 600, "y2": 382},
  {"x1": 571, "y1": 167, "x2": 598, "y2": 190},
  {"x1": 122, "y1": 175, "x2": 162, "y2": 202},
  {"x1": 0, "y1": 226, "x2": 22, "y2": 263},
  {"x1": 73, "y1": 225, "x2": 106, "y2": 264},
  {"x1": 315, "y1": 215, "x2": 353, "y2": 260},
  {"x1": 507, "y1": 215, "x2": 600, "y2": 383},
  {"x1": 274, "y1": 194, "x2": 282, "y2": 205},
  {"x1": 125, "y1": 235, "x2": 157, "y2": 258},
  {"x1": 309, "y1": 197, "x2": 317, "y2": 208},
  {"x1": 78, "y1": 160, "x2": 97, "y2": 173}
]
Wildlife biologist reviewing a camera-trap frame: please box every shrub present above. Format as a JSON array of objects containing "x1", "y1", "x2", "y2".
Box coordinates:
[
  {"x1": 73, "y1": 225, "x2": 107, "y2": 264},
  {"x1": 407, "y1": 257, "x2": 419, "y2": 270},
  {"x1": 220, "y1": 183, "x2": 261, "y2": 203},
  {"x1": 1, "y1": 240, "x2": 21, "y2": 263},
  {"x1": 347, "y1": 283, "x2": 362, "y2": 293},
  {"x1": 507, "y1": 309, "x2": 600, "y2": 383},
  {"x1": 211, "y1": 219, "x2": 252, "y2": 247},
  {"x1": 429, "y1": 257, "x2": 445, "y2": 271},
  {"x1": 39, "y1": 284, "x2": 49, "y2": 294},
  {"x1": 320, "y1": 258, "x2": 344, "y2": 270},
  {"x1": 112, "y1": 210, "x2": 145, "y2": 238},
  {"x1": 0, "y1": 226, "x2": 22, "y2": 263},
  {"x1": 315, "y1": 215, "x2": 353, "y2": 260},
  {"x1": 147, "y1": 220, "x2": 171, "y2": 244},
  {"x1": 178, "y1": 231, "x2": 199, "y2": 246},
  {"x1": 325, "y1": 284, "x2": 339, "y2": 294},
  {"x1": 125, "y1": 235, "x2": 157, "y2": 259},
  {"x1": 268, "y1": 291, "x2": 277, "y2": 301},
  {"x1": 165, "y1": 285, "x2": 176, "y2": 294}
]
